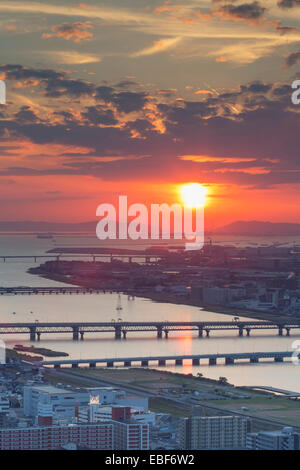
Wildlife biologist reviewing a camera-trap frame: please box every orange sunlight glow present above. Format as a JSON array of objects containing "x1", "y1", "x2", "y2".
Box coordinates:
[{"x1": 179, "y1": 183, "x2": 208, "y2": 208}]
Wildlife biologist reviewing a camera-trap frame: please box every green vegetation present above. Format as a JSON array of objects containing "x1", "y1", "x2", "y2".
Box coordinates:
[{"x1": 149, "y1": 397, "x2": 190, "y2": 417}]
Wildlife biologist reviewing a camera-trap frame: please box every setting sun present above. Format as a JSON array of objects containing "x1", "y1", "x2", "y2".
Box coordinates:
[{"x1": 180, "y1": 183, "x2": 208, "y2": 208}]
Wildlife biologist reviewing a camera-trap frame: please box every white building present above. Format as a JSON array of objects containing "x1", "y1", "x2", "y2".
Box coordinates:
[
  {"x1": 24, "y1": 385, "x2": 90, "y2": 417},
  {"x1": 78, "y1": 404, "x2": 155, "y2": 425}
]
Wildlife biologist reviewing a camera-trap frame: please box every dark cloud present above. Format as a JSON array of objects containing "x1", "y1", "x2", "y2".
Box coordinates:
[
  {"x1": 284, "y1": 51, "x2": 300, "y2": 67},
  {"x1": 277, "y1": 0, "x2": 300, "y2": 8},
  {"x1": 215, "y1": 1, "x2": 267, "y2": 21},
  {"x1": 14, "y1": 106, "x2": 39, "y2": 124},
  {"x1": 0, "y1": 64, "x2": 63, "y2": 82},
  {"x1": 240, "y1": 81, "x2": 272, "y2": 94},
  {"x1": 95, "y1": 86, "x2": 148, "y2": 113},
  {"x1": 1, "y1": 70, "x2": 300, "y2": 188},
  {"x1": 82, "y1": 106, "x2": 117, "y2": 126}
]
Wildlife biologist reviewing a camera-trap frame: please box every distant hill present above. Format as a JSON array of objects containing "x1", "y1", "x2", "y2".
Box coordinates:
[
  {"x1": 0, "y1": 221, "x2": 97, "y2": 233},
  {"x1": 214, "y1": 220, "x2": 300, "y2": 236}
]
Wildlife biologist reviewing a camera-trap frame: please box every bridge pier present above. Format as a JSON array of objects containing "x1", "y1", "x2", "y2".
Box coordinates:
[
  {"x1": 274, "y1": 356, "x2": 283, "y2": 362},
  {"x1": 175, "y1": 359, "x2": 183, "y2": 365},
  {"x1": 122, "y1": 330, "x2": 127, "y2": 339},
  {"x1": 198, "y1": 327, "x2": 203, "y2": 338},
  {"x1": 124, "y1": 361, "x2": 131, "y2": 367},
  {"x1": 250, "y1": 357, "x2": 258, "y2": 363},
  {"x1": 158, "y1": 359, "x2": 166, "y2": 366},
  {"x1": 80, "y1": 332, "x2": 84, "y2": 341},
  {"x1": 29, "y1": 327, "x2": 36, "y2": 342},
  {"x1": 54, "y1": 364, "x2": 60, "y2": 369},
  {"x1": 71, "y1": 363, "x2": 78, "y2": 368},
  {"x1": 141, "y1": 360, "x2": 148, "y2": 367},
  {"x1": 286, "y1": 328, "x2": 290, "y2": 337},
  {"x1": 107, "y1": 362, "x2": 114, "y2": 367},
  {"x1": 157, "y1": 327, "x2": 163, "y2": 339},
  {"x1": 114, "y1": 326, "x2": 122, "y2": 340},
  {"x1": 246, "y1": 328, "x2": 251, "y2": 337},
  {"x1": 278, "y1": 326, "x2": 283, "y2": 336},
  {"x1": 239, "y1": 327, "x2": 244, "y2": 337},
  {"x1": 192, "y1": 358, "x2": 200, "y2": 366},
  {"x1": 36, "y1": 332, "x2": 41, "y2": 341},
  {"x1": 89, "y1": 363, "x2": 96, "y2": 368},
  {"x1": 209, "y1": 358, "x2": 216, "y2": 365},
  {"x1": 225, "y1": 357, "x2": 234, "y2": 365},
  {"x1": 205, "y1": 329, "x2": 210, "y2": 338},
  {"x1": 164, "y1": 330, "x2": 169, "y2": 339},
  {"x1": 72, "y1": 327, "x2": 79, "y2": 341}
]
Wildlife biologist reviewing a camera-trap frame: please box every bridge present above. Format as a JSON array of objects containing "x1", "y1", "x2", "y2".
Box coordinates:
[
  {"x1": 249, "y1": 386, "x2": 300, "y2": 397},
  {"x1": 38, "y1": 350, "x2": 299, "y2": 369},
  {"x1": 0, "y1": 286, "x2": 116, "y2": 296},
  {"x1": 0, "y1": 253, "x2": 161, "y2": 263},
  {"x1": 1, "y1": 320, "x2": 300, "y2": 341}
]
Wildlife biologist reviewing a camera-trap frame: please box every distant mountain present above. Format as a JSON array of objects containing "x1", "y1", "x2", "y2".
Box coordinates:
[
  {"x1": 214, "y1": 220, "x2": 300, "y2": 236},
  {"x1": 0, "y1": 221, "x2": 97, "y2": 233}
]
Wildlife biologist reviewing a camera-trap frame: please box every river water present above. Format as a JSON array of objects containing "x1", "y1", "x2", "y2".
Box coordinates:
[{"x1": 1, "y1": 234, "x2": 300, "y2": 392}]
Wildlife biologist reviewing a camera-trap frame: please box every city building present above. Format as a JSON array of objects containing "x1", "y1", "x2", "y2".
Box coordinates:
[
  {"x1": 78, "y1": 404, "x2": 155, "y2": 426},
  {"x1": 112, "y1": 419, "x2": 149, "y2": 450},
  {"x1": 179, "y1": 415, "x2": 250, "y2": 450},
  {"x1": 24, "y1": 384, "x2": 90, "y2": 417},
  {"x1": 246, "y1": 427, "x2": 300, "y2": 450},
  {"x1": 0, "y1": 423, "x2": 114, "y2": 450}
]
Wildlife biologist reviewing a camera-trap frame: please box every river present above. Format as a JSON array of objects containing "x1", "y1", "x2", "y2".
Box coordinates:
[{"x1": 0, "y1": 234, "x2": 300, "y2": 392}]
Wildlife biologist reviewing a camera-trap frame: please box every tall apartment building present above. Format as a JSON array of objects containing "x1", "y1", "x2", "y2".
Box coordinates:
[
  {"x1": 246, "y1": 427, "x2": 300, "y2": 450},
  {"x1": 179, "y1": 415, "x2": 250, "y2": 450},
  {"x1": 112, "y1": 420, "x2": 149, "y2": 450},
  {"x1": 0, "y1": 423, "x2": 114, "y2": 450}
]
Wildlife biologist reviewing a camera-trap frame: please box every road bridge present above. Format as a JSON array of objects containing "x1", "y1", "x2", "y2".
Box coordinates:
[
  {"x1": 0, "y1": 287, "x2": 110, "y2": 295},
  {"x1": 0, "y1": 253, "x2": 161, "y2": 263},
  {"x1": 38, "y1": 350, "x2": 299, "y2": 369}
]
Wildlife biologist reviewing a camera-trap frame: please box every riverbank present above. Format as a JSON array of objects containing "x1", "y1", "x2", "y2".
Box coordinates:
[
  {"x1": 45, "y1": 367, "x2": 300, "y2": 431},
  {"x1": 13, "y1": 345, "x2": 69, "y2": 358},
  {"x1": 28, "y1": 268, "x2": 299, "y2": 324}
]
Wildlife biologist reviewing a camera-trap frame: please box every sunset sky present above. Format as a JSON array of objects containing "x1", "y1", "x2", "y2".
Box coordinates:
[{"x1": 0, "y1": 0, "x2": 300, "y2": 228}]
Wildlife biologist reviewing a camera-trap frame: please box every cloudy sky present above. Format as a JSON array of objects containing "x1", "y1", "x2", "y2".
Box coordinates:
[{"x1": 0, "y1": 0, "x2": 300, "y2": 227}]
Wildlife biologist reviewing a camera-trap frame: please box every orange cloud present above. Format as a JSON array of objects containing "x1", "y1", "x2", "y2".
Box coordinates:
[
  {"x1": 154, "y1": 1, "x2": 183, "y2": 15},
  {"x1": 42, "y1": 21, "x2": 93, "y2": 43},
  {"x1": 179, "y1": 155, "x2": 256, "y2": 163}
]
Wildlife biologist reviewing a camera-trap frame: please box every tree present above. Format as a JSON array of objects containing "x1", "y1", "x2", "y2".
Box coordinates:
[{"x1": 218, "y1": 376, "x2": 228, "y2": 385}]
